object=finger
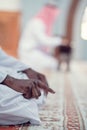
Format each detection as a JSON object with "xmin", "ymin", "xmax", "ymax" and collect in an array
[
  {"xmin": 23, "ymin": 93, "xmax": 29, "ymax": 99},
  {"xmin": 35, "ymin": 86, "xmax": 41, "ymax": 97},
  {"xmin": 33, "ymin": 80, "xmax": 41, "ymax": 97},
  {"xmin": 28, "ymin": 87, "xmax": 32, "ymax": 98},
  {"xmin": 23, "ymin": 92, "xmax": 32, "ymax": 99},
  {"xmin": 31, "ymin": 86, "xmax": 40, "ymax": 99},
  {"xmin": 23, "ymin": 87, "xmax": 32, "ymax": 99},
  {"xmin": 38, "ymin": 74, "xmax": 49, "ymax": 87},
  {"xmin": 38, "ymin": 81, "xmax": 55, "ymax": 94}
]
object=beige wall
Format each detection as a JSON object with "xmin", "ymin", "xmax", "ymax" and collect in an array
[{"xmin": 0, "ymin": 0, "xmax": 21, "ymax": 57}]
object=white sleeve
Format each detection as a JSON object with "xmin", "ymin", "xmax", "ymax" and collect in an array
[
  {"xmin": 0, "ymin": 70, "xmax": 7, "ymax": 83},
  {"xmin": 0, "ymin": 49, "xmax": 29, "ymax": 71},
  {"xmin": 33, "ymin": 20, "xmax": 62, "ymax": 47}
]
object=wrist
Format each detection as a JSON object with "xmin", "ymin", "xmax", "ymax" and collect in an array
[
  {"xmin": 2, "ymin": 75, "xmax": 15, "ymax": 87},
  {"xmin": 22, "ymin": 68, "xmax": 31, "ymax": 73}
]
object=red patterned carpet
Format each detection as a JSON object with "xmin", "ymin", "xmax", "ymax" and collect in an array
[
  {"xmin": 0, "ymin": 61, "xmax": 87, "ymax": 130},
  {"xmin": 0, "ymin": 126, "xmax": 22, "ymax": 130}
]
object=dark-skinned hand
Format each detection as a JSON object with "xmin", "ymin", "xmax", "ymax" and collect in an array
[
  {"xmin": 22, "ymin": 68, "xmax": 50, "ymax": 95},
  {"xmin": 2, "ymin": 75, "xmax": 55, "ymax": 99}
]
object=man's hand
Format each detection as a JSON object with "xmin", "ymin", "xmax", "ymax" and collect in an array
[
  {"xmin": 2, "ymin": 75, "xmax": 55, "ymax": 99},
  {"xmin": 22, "ymin": 68, "xmax": 49, "ymax": 86},
  {"xmin": 22, "ymin": 68, "xmax": 51, "ymax": 95}
]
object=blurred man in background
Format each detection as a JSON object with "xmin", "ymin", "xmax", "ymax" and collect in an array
[{"xmin": 18, "ymin": 2, "xmax": 62, "ymax": 72}]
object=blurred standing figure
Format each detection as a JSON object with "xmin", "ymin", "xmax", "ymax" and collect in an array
[
  {"xmin": 18, "ymin": 2, "xmax": 62, "ymax": 72},
  {"xmin": 54, "ymin": 37, "xmax": 72, "ymax": 71}
]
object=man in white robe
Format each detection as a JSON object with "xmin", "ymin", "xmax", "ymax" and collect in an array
[
  {"xmin": 0, "ymin": 48, "xmax": 55, "ymax": 125},
  {"xmin": 18, "ymin": 4, "xmax": 62, "ymax": 71}
]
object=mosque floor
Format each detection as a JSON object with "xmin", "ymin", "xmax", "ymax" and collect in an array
[{"xmin": 0, "ymin": 61, "xmax": 87, "ymax": 130}]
